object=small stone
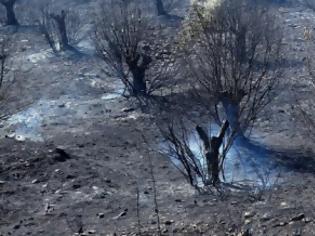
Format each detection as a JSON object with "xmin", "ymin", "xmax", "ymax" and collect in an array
[
  {"xmin": 88, "ymin": 230, "xmax": 96, "ymax": 234},
  {"xmin": 31, "ymin": 179, "xmax": 39, "ymax": 184},
  {"xmin": 54, "ymin": 148, "xmax": 71, "ymax": 162},
  {"xmin": 13, "ymin": 224, "xmax": 20, "ymax": 230},
  {"xmin": 97, "ymin": 213, "xmax": 105, "ymax": 219},
  {"xmin": 72, "ymin": 184, "xmax": 81, "ymax": 189},
  {"xmin": 244, "ymin": 219, "xmax": 251, "ymax": 225},
  {"xmin": 6, "ymin": 133, "xmax": 16, "ymax": 139},
  {"xmin": 165, "ymin": 220, "xmax": 174, "ymax": 225},
  {"xmin": 15, "ymin": 135, "xmax": 26, "ymax": 142},
  {"xmin": 113, "ymin": 209, "xmax": 128, "ymax": 220},
  {"xmin": 121, "ymin": 107, "xmax": 135, "ymax": 113},
  {"xmin": 261, "ymin": 213, "xmax": 271, "ymax": 221},
  {"xmin": 244, "ymin": 211, "xmax": 255, "ymax": 219}
]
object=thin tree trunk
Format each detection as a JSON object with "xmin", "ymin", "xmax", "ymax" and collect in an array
[
  {"xmin": 128, "ymin": 53, "xmax": 151, "ymax": 96},
  {"xmin": 0, "ymin": 55, "xmax": 5, "ymax": 88},
  {"xmin": 196, "ymin": 120, "xmax": 229, "ymax": 186},
  {"xmin": 131, "ymin": 69, "xmax": 147, "ymax": 96}
]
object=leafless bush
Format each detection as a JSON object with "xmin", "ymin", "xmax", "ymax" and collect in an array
[
  {"xmin": 94, "ymin": 0, "xmax": 175, "ymax": 99},
  {"xmin": 177, "ymin": 0, "xmax": 282, "ymax": 139},
  {"xmin": 159, "ymin": 116, "xmax": 231, "ymax": 190}
]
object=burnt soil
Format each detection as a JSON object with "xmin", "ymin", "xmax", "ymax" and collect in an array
[{"xmin": 1, "ymin": 2, "xmax": 315, "ymax": 236}]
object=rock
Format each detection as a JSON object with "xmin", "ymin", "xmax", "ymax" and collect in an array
[
  {"xmin": 6, "ymin": 132, "xmax": 16, "ymax": 139},
  {"xmin": 31, "ymin": 179, "xmax": 39, "ymax": 184},
  {"xmin": 54, "ymin": 148, "xmax": 71, "ymax": 162},
  {"xmin": 15, "ymin": 135, "xmax": 26, "ymax": 142},
  {"xmin": 165, "ymin": 220, "xmax": 174, "ymax": 226},
  {"xmin": 291, "ymin": 213, "xmax": 305, "ymax": 222},
  {"xmin": 88, "ymin": 230, "xmax": 96, "ymax": 234},
  {"xmin": 113, "ymin": 209, "xmax": 128, "ymax": 220},
  {"xmin": 97, "ymin": 213, "xmax": 105, "ymax": 219},
  {"xmin": 261, "ymin": 213, "xmax": 271, "ymax": 222},
  {"xmin": 72, "ymin": 184, "xmax": 81, "ymax": 189},
  {"xmin": 244, "ymin": 211, "xmax": 255, "ymax": 219},
  {"xmin": 105, "ymin": 178, "xmax": 111, "ymax": 184},
  {"xmin": 121, "ymin": 107, "xmax": 135, "ymax": 113},
  {"xmin": 244, "ymin": 219, "xmax": 251, "ymax": 225},
  {"xmin": 13, "ymin": 224, "xmax": 20, "ymax": 230}
]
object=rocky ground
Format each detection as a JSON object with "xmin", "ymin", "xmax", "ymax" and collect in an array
[{"xmin": 1, "ymin": 1, "xmax": 315, "ymax": 236}]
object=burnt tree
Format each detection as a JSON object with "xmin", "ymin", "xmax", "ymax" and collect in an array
[
  {"xmin": 179, "ymin": 0, "xmax": 282, "ymax": 138},
  {"xmin": 94, "ymin": 0, "xmax": 170, "ymax": 98},
  {"xmin": 0, "ymin": 0, "xmax": 19, "ymax": 26},
  {"xmin": 50, "ymin": 10, "xmax": 70, "ymax": 51}
]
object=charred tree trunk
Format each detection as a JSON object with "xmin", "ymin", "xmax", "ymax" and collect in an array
[
  {"xmin": 127, "ymin": 53, "xmax": 152, "ymax": 96},
  {"xmin": 50, "ymin": 10, "xmax": 69, "ymax": 51},
  {"xmin": 0, "ymin": 54, "xmax": 6, "ymax": 88},
  {"xmin": 0, "ymin": 0, "xmax": 19, "ymax": 26},
  {"xmin": 196, "ymin": 120, "xmax": 229, "ymax": 186},
  {"xmin": 131, "ymin": 70, "xmax": 147, "ymax": 96},
  {"xmin": 155, "ymin": 0, "xmax": 167, "ymax": 16}
]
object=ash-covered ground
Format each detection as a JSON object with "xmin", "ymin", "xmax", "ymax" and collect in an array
[{"xmin": 1, "ymin": 1, "xmax": 315, "ymax": 236}]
